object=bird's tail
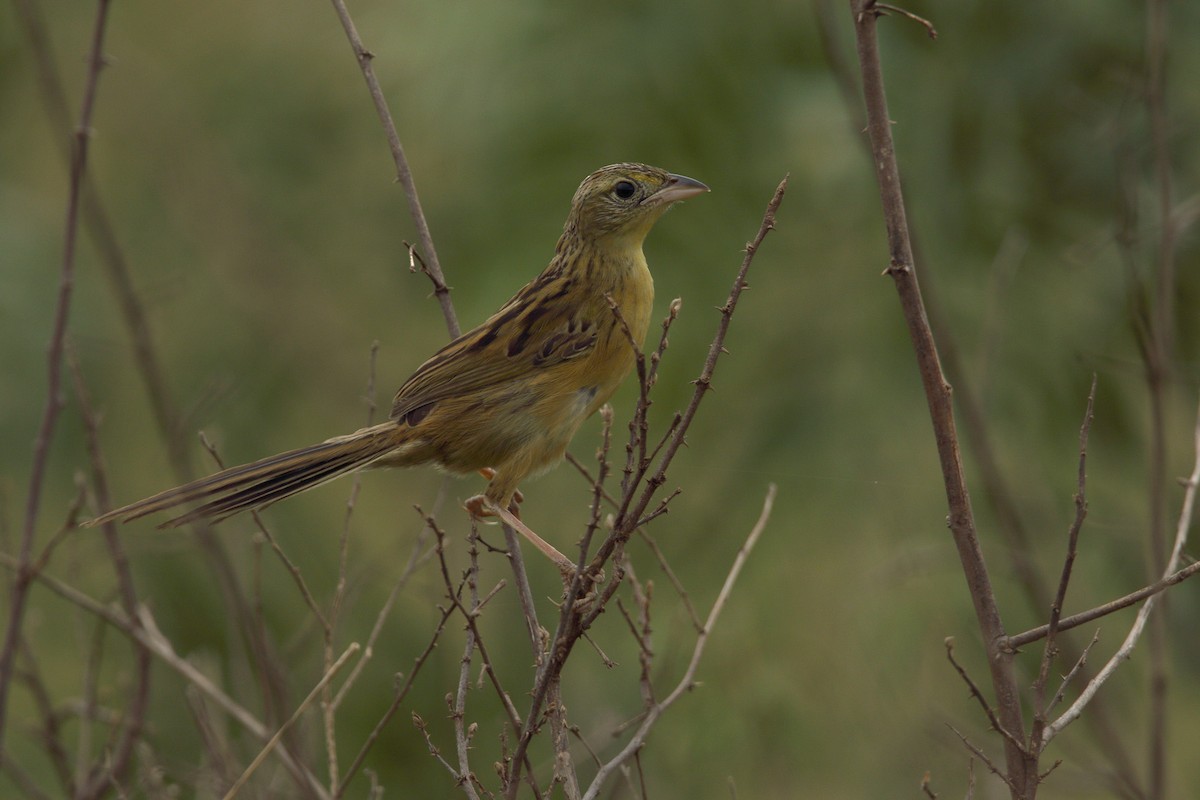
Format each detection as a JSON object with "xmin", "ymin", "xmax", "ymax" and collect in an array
[{"xmin": 86, "ymin": 422, "xmax": 405, "ymax": 529}]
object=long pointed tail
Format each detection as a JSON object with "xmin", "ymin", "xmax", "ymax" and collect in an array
[{"xmin": 87, "ymin": 422, "xmax": 405, "ymax": 529}]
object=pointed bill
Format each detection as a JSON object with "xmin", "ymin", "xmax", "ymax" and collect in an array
[{"xmin": 647, "ymin": 173, "xmax": 710, "ymax": 206}]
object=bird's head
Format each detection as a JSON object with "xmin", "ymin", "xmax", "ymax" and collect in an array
[{"xmin": 565, "ymin": 163, "xmax": 709, "ymax": 245}]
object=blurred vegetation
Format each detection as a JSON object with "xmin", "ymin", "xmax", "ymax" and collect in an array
[{"xmin": 2, "ymin": 0, "xmax": 1198, "ymax": 797}]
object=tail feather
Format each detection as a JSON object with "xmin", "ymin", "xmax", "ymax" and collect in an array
[
  {"xmin": 162, "ymin": 443, "xmax": 388, "ymax": 528},
  {"xmin": 86, "ymin": 423, "xmax": 404, "ymax": 528}
]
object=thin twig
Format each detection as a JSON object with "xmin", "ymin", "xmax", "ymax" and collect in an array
[
  {"xmin": 15, "ymin": 642, "xmax": 72, "ymax": 792},
  {"xmin": 945, "ymin": 725, "xmax": 1015, "ymax": 794},
  {"xmin": 199, "ymin": 432, "xmax": 329, "ymax": 630},
  {"xmin": 564, "ymin": 452, "xmax": 702, "ymax": 632},
  {"xmin": 337, "ymin": 602, "xmax": 456, "ymax": 797},
  {"xmin": 873, "ymin": 3, "xmax": 937, "ymax": 39},
  {"xmin": 1031, "ymin": 377, "xmax": 1096, "ymax": 751},
  {"xmin": 943, "ymin": 639, "xmax": 1025, "ymax": 755},
  {"xmin": 67, "ymin": 346, "xmax": 153, "ymax": 799},
  {"xmin": 332, "ymin": 497, "xmax": 440, "ymax": 711},
  {"xmin": 1044, "ymin": 396, "xmax": 1200, "ymax": 746},
  {"xmin": 451, "ymin": 525, "xmax": 484, "ymax": 800},
  {"xmin": 1006, "ymin": 553, "xmax": 1200, "ymax": 651},
  {"xmin": 0, "ymin": 0, "xmax": 113, "ymax": 756},
  {"xmin": 327, "ymin": 0, "xmax": 458, "ymax": 338},
  {"xmin": 1048, "ymin": 630, "xmax": 1101, "ymax": 719},
  {"xmin": 0, "ymin": 557, "xmax": 328, "ymax": 797},
  {"xmin": 322, "ymin": 342, "xmax": 380, "ymax": 792},
  {"xmin": 224, "ymin": 643, "xmax": 361, "ymax": 800},
  {"xmin": 579, "ymin": 484, "xmax": 775, "ymax": 800}
]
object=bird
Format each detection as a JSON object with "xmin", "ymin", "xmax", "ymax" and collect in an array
[{"xmin": 86, "ymin": 163, "xmax": 708, "ymax": 571}]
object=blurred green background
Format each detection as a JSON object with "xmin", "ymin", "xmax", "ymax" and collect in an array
[{"xmin": 3, "ymin": 0, "xmax": 1199, "ymax": 797}]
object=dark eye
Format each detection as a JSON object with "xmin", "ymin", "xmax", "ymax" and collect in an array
[{"xmin": 613, "ymin": 180, "xmax": 637, "ymax": 200}]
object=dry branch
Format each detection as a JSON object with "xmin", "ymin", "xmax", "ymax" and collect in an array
[
  {"xmin": 580, "ymin": 484, "xmax": 776, "ymax": 800},
  {"xmin": 0, "ymin": 0, "xmax": 114, "ymax": 759},
  {"xmin": 1043, "ymin": 397, "xmax": 1200, "ymax": 746},
  {"xmin": 848, "ymin": 1, "xmax": 1030, "ymax": 792}
]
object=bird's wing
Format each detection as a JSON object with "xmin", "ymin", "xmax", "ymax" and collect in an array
[{"xmin": 390, "ymin": 269, "xmax": 600, "ymax": 422}]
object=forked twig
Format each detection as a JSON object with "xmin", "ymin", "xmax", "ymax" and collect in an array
[
  {"xmin": 870, "ymin": 3, "xmax": 938, "ymax": 39},
  {"xmin": 579, "ymin": 484, "xmax": 776, "ymax": 800},
  {"xmin": 945, "ymin": 725, "xmax": 1015, "ymax": 794},
  {"xmin": 1044, "ymin": 397, "xmax": 1200, "ymax": 746},
  {"xmin": 943, "ymin": 639, "xmax": 1025, "ymax": 755}
]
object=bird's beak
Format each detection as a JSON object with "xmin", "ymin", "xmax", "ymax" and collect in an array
[{"xmin": 648, "ymin": 173, "xmax": 710, "ymax": 206}]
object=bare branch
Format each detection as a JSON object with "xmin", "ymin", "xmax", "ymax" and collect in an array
[
  {"xmin": 0, "ymin": 556, "xmax": 328, "ymax": 797},
  {"xmin": 0, "ymin": 0, "xmax": 114, "ymax": 754},
  {"xmin": 943, "ymin": 639, "xmax": 1025, "ymax": 755},
  {"xmin": 332, "ymin": 501, "xmax": 439, "ymax": 710},
  {"xmin": 327, "ymin": 0, "xmax": 458, "ymax": 337},
  {"xmin": 1048, "ymin": 630, "xmax": 1101, "ymax": 719},
  {"xmin": 1031, "ymin": 377, "xmax": 1096, "ymax": 750},
  {"xmin": 580, "ymin": 484, "xmax": 775, "ymax": 800},
  {"xmin": 224, "ymin": 643, "xmax": 361, "ymax": 800},
  {"xmin": 872, "ymin": 3, "xmax": 937, "ymax": 38},
  {"xmin": 67, "ymin": 345, "xmax": 153, "ymax": 799},
  {"xmin": 337, "ymin": 603, "xmax": 456, "ymax": 796},
  {"xmin": 1044, "ymin": 396, "xmax": 1200, "ymax": 746},
  {"xmin": 945, "ymin": 725, "xmax": 1015, "ymax": 794},
  {"xmin": 849, "ymin": 1, "xmax": 1030, "ymax": 788}
]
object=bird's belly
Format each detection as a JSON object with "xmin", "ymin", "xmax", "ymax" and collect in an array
[{"xmin": 419, "ymin": 382, "xmax": 599, "ymax": 477}]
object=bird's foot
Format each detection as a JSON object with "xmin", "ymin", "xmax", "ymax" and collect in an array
[
  {"xmin": 477, "ymin": 468, "xmax": 524, "ymax": 505},
  {"xmin": 464, "ymin": 494, "xmax": 576, "ymax": 583}
]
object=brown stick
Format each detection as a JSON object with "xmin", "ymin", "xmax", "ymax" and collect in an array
[
  {"xmin": 0, "ymin": 0, "xmax": 113, "ymax": 760},
  {"xmin": 1030, "ymin": 378, "xmax": 1096, "ymax": 752},
  {"xmin": 848, "ymin": 2, "xmax": 1030, "ymax": 793},
  {"xmin": 327, "ymin": 0, "xmax": 459, "ymax": 338}
]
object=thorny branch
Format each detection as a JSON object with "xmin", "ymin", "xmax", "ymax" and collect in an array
[
  {"xmin": 327, "ymin": 0, "xmax": 459, "ymax": 338},
  {"xmin": 850, "ymin": 4, "xmax": 1030, "ymax": 793}
]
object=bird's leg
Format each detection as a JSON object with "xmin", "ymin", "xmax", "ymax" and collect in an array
[
  {"xmin": 464, "ymin": 493, "xmax": 575, "ymax": 578},
  {"xmin": 477, "ymin": 468, "xmax": 523, "ymax": 505}
]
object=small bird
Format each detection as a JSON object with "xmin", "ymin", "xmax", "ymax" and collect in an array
[{"xmin": 88, "ymin": 163, "xmax": 708, "ymax": 569}]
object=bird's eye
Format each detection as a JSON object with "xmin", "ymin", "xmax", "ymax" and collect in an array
[{"xmin": 613, "ymin": 180, "xmax": 637, "ymax": 200}]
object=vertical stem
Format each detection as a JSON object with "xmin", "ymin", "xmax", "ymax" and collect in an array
[
  {"xmin": 1144, "ymin": 1, "xmax": 1174, "ymax": 794},
  {"xmin": 0, "ymin": 0, "xmax": 113, "ymax": 759},
  {"xmin": 849, "ymin": 2, "xmax": 1031, "ymax": 794}
]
